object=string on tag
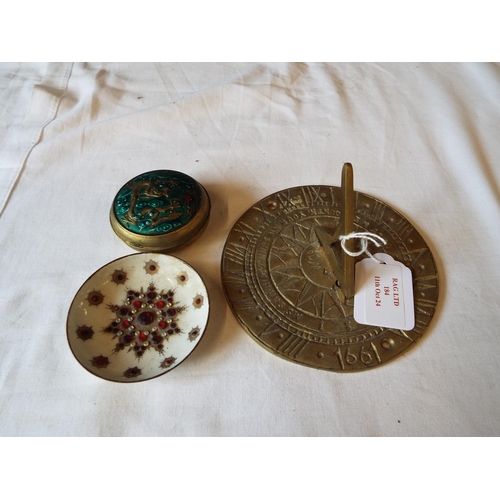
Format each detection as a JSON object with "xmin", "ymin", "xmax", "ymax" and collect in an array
[{"xmin": 339, "ymin": 232, "xmax": 387, "ymax": 264}]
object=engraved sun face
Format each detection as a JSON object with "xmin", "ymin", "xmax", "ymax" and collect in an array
[
  {"xmin": 268, "ymin": 216, "xmax": 350, "ymax": 325},
  {"xmin": 300, "ymin": 243, "xmax": 337, "ymax": 287}
]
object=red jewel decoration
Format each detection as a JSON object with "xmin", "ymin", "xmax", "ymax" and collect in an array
[
  {"xmin": 149, "ymin": 265, "xmax": 156, "ymax": 271},
  {"xmin": 184, "ymin": 195, "xmax": 193, "ymax": 202},
  {"xmin": 92, "ymin": 355, "xmax": 110, "ymax": 368},
  {"xmin": 137, "ymin": 311, "xmax": 154, "ymax": 325},
  {"xmin": 179, "ymin": 275, "xmax": 186, "ymax": 282},
  {"xmin": 195, "ymin": 298, "xmax": 201, "ymax": 304},
  {"xmin": 103, "ymin": 284, "xmax": 185, "ymax": 359}
]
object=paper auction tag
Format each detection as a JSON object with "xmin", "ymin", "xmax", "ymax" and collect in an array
[{"xmin": 354, "ymin": 253, "xmax": 414, "ymax": 330}]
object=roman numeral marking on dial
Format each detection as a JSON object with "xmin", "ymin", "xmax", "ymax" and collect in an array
[
  {"xmin": 231, "ymin": 295, "xmax": 257, "ymax": 311},
  {"xmin": 414, "ymin": 297, "xmax": 436, "ymax": 316},
  {"xmin": 392, "ymin": 329, "xmax": 412, "ymax": 341},
  {"xmin": 258, "ymin": 323, "xmax": 284, "ymax": 338},
  {"xmin": 414, "ymin": 297, "xmax": 437, "ymax": 307},
  {"xmin": 409, "ymin": 247, "xmax": 428, "ymax": 266},
  {"xmin": 224, "ymin": 241, "xmax": 247, "ymax": 266},
  {"xmin": 371, "ymin": 200, "xmax": 386, "ymax": 221},
  {"xmin": 394, "ymin": 219, "xmax": 415, "ymax": 240},
  {"xmin": 233, "ymin": 220, "xmax": 258, "ymax": 242},
  {"xmin": 414, "ymin": 318, "xmax": 429, "ymax": 332},
  {"xmin": 222, "ymin": 269, "xmax": 247, "ymax": 285},
  {"xmin": 276, "ymin": 190, "xmax": 300, "ymax": 209},
  {"xmin": 414, "ymin": 274, "xmax": 438, "ymax": 290},
  {"xmin": 277, "ymin": 335, "xmax": 309, "ymax": 358},
  {"xmin": 253, "ymin": 204, "xmax": 275, "ymax": 224},
  {"xmin": 304, "ymin": 186, "xmax": 324, "ymax": 205}
]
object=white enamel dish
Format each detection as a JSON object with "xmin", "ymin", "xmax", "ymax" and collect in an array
[{"xmin": 67, "ymin": 253, "xmax": 209, "ymax": 382}]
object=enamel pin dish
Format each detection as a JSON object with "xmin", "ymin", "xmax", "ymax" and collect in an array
[{"xmin": 67, "ymin": 253, "xmax": 209, "ymax": 382}]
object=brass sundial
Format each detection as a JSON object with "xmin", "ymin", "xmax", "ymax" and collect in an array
[{"xmin": 221, "ymin": 164, "xmax": 439, "ymax": 371}]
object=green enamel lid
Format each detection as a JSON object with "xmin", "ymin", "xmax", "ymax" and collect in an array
[{"xmin": 110, "ymin": 170, "xmax": 210, "ymax": 252}]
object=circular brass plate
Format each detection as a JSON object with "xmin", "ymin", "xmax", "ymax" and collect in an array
[{"xmin": 221, "ymin": 185, "xmax": 438, "ymax": 372}]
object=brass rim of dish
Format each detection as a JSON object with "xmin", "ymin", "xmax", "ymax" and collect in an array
[{"xmin": 110, "ymin": 185, "xmax": 210, "ymax": 252}]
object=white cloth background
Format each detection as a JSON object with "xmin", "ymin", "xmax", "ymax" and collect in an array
[{"xmin": 1, "ymin": 62, "xmax": 499, "ymax": 436}]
